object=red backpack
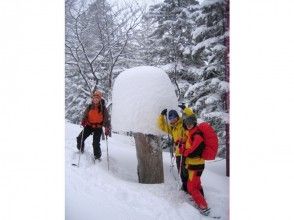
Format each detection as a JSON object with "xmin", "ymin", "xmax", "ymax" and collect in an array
[{"xmin": 196, "ymin": 122, "xmax": 219, "ymax": 160}]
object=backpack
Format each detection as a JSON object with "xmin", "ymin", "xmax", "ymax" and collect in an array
[{"xmin": 194, "ymin": 122, "xmax": 218, "ymax": 160}]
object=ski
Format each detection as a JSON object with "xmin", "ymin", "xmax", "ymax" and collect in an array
[
  {"xmin": 72, "ymin": 151, "xmax": 82, "ymax": 167},
  {"xmin": 196, "ymin": 207, "xmax": 221, "ymax": 219},
  {"xmin": 201, "ymin": 213, "xmax": 221, "ymax": 219},
  {"xmin": 186, "ymin": 200, "xmax": 221, "ymax": 219},
  {"xmin": 170, "ymin": 164, "xmax": 178, "ymax": 181},
  {"xmin": 202, "ymin": 214, "xmax": 221, "ymax": 219}
]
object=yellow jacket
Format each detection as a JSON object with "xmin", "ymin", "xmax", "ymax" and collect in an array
[{"xmin": 157, "ymin": 108, "xmax": 194, "ymax": 156}]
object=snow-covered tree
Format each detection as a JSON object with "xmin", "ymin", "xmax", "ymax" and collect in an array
[
  {"xmin": 65, "ymin": 0, "xmax": 143, "ymax": 123},
  {"xmin": 184, "ymin": 0, "xmax": 229, "ymax": 155},
  {"xmin": 146, "ymin": 0, "xmax": 229, "ymax": 157},
  {"xmin": 65, "ymin": 0, "xmax": 229, "ymax": 158},
  {"xmin": 65, "ymin": 0, "xmax": 91, "ymax": 123},
  {"xmin": 147, "ymin": 0, "xmax": 201, "ymax": 99}
]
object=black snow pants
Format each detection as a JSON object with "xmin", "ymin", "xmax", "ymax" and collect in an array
[
  {"xmin": 176, "ymin": 156, "xmax": 188, "ymax": 192},
  {"xmin": 76, "ymin": 125, "xmax": 103, "ymax": 159}
]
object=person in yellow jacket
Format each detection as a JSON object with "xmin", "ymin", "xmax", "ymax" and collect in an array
[{"xmin": 157, "ymin": 105, "xmax": 194, "ymax": 192}]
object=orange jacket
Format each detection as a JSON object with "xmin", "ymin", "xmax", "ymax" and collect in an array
[{"xmin": 81, "ymin": 99, "xmax": 110, "ymax": 128}]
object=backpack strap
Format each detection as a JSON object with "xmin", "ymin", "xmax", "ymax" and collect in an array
[
  {"xmin": 100, "ymin": 99, "xmax": 110, "ymax": 128},
  {"xmin": 188, "ymin": 141, "xmax": 205, "ymax": 158},
  {"xmin": 188, "ymin": 130, "xmax": 205, "ymax": 158}
]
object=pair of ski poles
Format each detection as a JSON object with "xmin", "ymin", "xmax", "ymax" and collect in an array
[
  {"xmin": 165, "ymin": 115, "xmax": 183, "ymax": 188},
  {"xmin": 72, "ymin": 128, "xmax": 109, "ymax": 171}
]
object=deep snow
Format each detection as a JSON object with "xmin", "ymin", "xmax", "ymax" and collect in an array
[{"xmin": 65, "ymin": 122, "xmax": 229, "ymax": 220}]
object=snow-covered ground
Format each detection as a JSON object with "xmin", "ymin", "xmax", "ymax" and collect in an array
[{"xmin": 65, "ymin": 122, "xmax": 229, "ymax": 220}]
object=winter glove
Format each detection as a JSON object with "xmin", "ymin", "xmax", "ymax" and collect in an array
[
  {"xmin": 175, "ymin": 139, "xmax": 183, "ymax": 146},
  {"xmin": 178, "ymin": 143, "xmax": 185, "ymax": 155},
  {"xmin": 104, "ymin": 127, "xmax": 111, "ymax": 136},
  {"xmin": 178, "ymin": 103, "xmax": 186, "ymax": 110},
  {"xmin": 81, "ymin": 119, "xmax": 87, "ymax": 127},
  {"xmin": 161, "ymin": 109, "xmax": 167, "ymax": 116}
]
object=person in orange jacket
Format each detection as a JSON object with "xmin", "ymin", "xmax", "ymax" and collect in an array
[
  {"xmin": 179, "ymin": 113, "xmax": 210, "ymax": 216},
  {"xmin": 76, "ymin": 90, "xmax": 111, "ymax": 160}
]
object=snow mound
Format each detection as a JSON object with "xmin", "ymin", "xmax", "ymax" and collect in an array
[{"xmin": 112, "ymin": 66, "xmax": 178, "ymax": 135}]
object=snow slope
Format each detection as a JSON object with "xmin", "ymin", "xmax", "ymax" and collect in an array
[{"xmin": 65, "ymin": 122, "xmax": 229, "ymax": 220}]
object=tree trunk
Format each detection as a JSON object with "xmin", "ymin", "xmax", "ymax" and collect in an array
[
  {"xmin": 133, "ymin": 133, "xmax": 164, "ymax": 184},
  {"xmin": 225, "ymin": 0, "xmax": 230, "ymax": 177},
  {"xmin": 226, "ymin": 122, "xmax": 230, "ymax": 177}
]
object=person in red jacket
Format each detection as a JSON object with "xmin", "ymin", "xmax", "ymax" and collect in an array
[
  {"xmin": 179, "ymin": 113, "xmax": 210, "ymax": 216},
  {"xmin": 76, "ymin": 90, "xmax": 111, "ymax": 160}
]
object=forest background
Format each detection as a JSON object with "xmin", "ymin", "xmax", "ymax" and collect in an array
[
  {"xmin": 65, "ymin": 0, "xmax": 229, "ymax": 159},
  {"xmin": 1, "ymin": 0, "xmax": 294, "ymax": 220}
]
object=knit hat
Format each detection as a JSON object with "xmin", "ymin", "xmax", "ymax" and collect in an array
[
  {"xmin": 92, "ymin": 90, "xmax": 102, "ymax": 98},
  {"xmin": 168, "ymin": 110, "xmax": 179, "ymax": 121},
  {"xmin": 183, "ymin": 114, "xmax": 197, "ymax": 127}
]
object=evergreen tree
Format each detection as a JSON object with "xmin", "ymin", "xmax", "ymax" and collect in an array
[
  {"xmin": 147, "ymin": 0, "xmax": 201, "ymax": 98},
  {"xmin": 146, "ymin": 0, "xmax": 229, "ymax": 157},
  {"xmin": 65, "ymin": 0, "xmax": 92, "ymax": 123},
  {"xmin": 65, "ymin": 0, "xmax": 143, "ymax": 123},
  {"xmin": 184, "ymin": 0, "xmax": 229, "ymax": 155}
]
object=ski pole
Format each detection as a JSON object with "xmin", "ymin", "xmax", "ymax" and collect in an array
[
  {"xmin": 178, "ymin": 139, "xmax": 184, "ymax": 178},
  {"xmin": 165, "ymin": 114, "xmax": 174, "ymax": 167},
  {"xmin": 178, "ymin": 155, "xmax": 183, "ymax": 177},
  {"xmin": 165, "ymin": 114, "xmax": 180, "ymax": 182},
  {"xmin": 106, "ymin": 135, "xmax": 109, "ymax": 171},
  {"xmin": 178, "ymin": 155, "xmax": 183, "ymax": 189},
  {"xmin": 72, "ymin": 128, "xmax": 84, "ymax": 167}
]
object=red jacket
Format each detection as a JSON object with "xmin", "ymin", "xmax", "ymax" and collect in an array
[{"xmin": 184, "ymin": 126, "xmax": 205, "ymax": 158}]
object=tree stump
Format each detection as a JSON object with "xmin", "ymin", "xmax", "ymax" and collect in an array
[{"xmin": 133, "ymin": 132, "xmax": 164, "ymax": 184}]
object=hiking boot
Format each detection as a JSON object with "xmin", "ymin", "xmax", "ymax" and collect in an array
[
  {"xmin": 77, "ymin": 146, "xmax": 84, "ymax": 153},
  {"xmin": 76, "ymin": 149, "xmax": 84, "ymax": 154},
  {"xmin": 180, "ymin": 184, "xmax": 188, "ymax": 193}
]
